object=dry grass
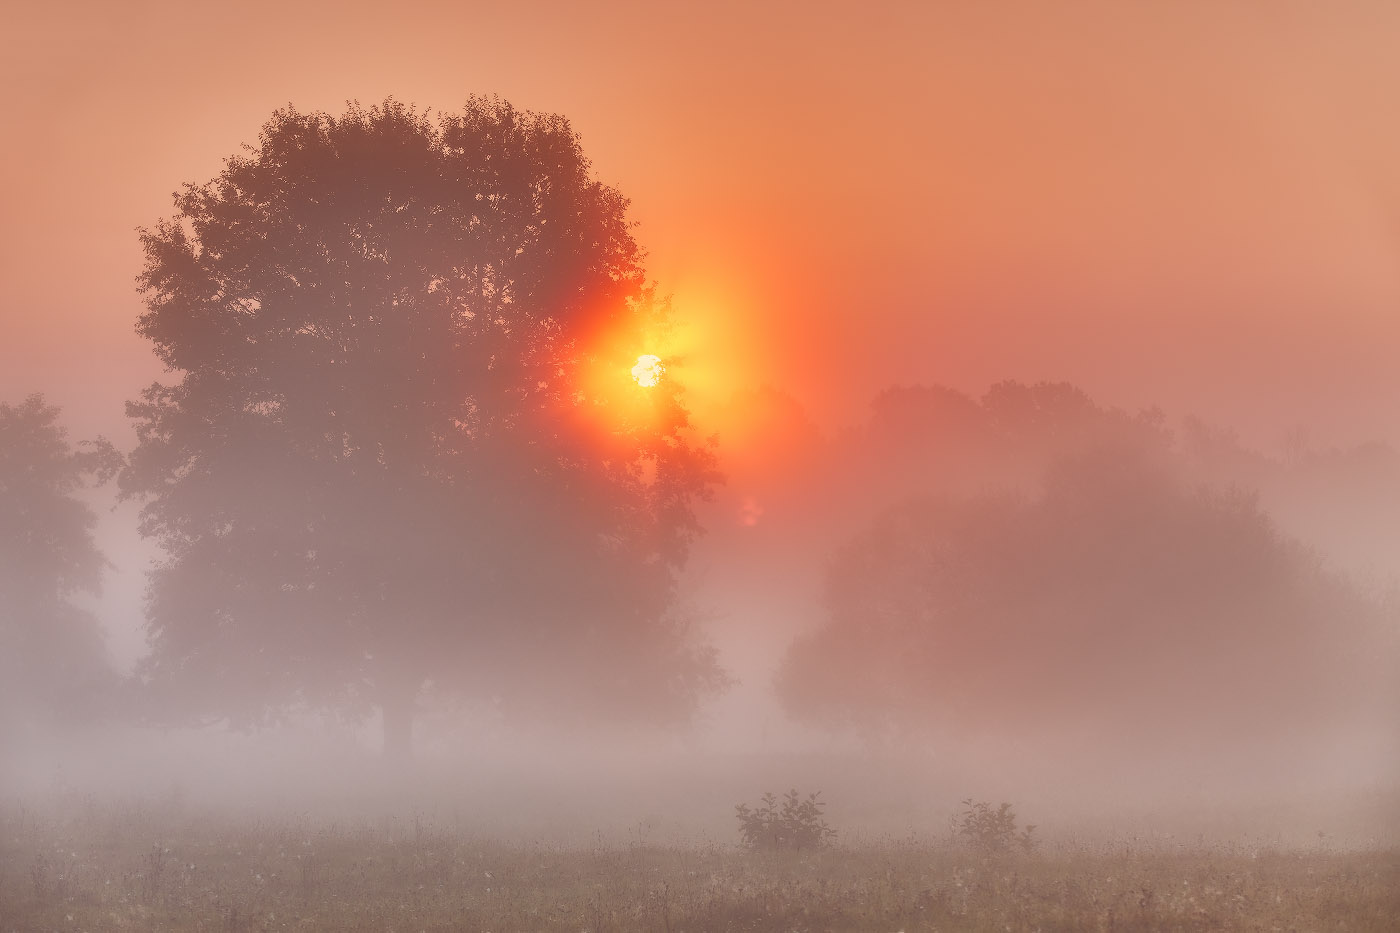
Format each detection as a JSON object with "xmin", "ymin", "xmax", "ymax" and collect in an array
[{"xmin": 1, "ymin": 800, "xmax": 1396, "ymax": 932}]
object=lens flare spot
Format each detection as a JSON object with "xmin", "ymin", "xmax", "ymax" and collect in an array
[{"xmin": 631, "ymin": 354, "xmax": 664, "ymax": 387}]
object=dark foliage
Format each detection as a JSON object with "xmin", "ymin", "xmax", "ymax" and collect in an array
[
  {"xmin": 954, "ymin": 799, "xmax": 1038, "ymax": 855},
  {"xmin": 735, "ymin": 789, "xmax": 837, "ymax": 851},
  {"xmin": 121, "ymin": 98, "xmax": 725, "ymax": 752}
]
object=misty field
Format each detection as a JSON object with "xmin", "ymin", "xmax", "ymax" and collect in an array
[{"xmin": 2, "ymin": 802, "xmax": 1396, "ymax": 932}]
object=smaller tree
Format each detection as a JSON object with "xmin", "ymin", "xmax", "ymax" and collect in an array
[
  {"xmin": 735, "ymin": 789, "xmax": 836, "ymax": 851},
  {"xmin": 777, "ymin": 444, "xmax": 1397, "ymax": 752},
  {"xmin": 954, "ymin": 799, "xmax": 1037, "ymax": 855},
  {"xmin": 0, "ymin": 396, "xmax": 121, "ymax": 738}
]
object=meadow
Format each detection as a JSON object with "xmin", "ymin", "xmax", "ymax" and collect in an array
[{"xmin": 2, "ymin": 799, "xmax": 1396, "ymax": 932}]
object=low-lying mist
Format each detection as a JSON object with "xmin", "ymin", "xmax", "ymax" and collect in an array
[{"xmin": 5, "ymin": 380, "xmax": 1397, "ymax": 854}]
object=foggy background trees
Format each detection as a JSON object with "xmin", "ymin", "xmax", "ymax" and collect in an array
[
  {"xmin": 0, "ymin": 396, "xmax": 121, "ymax": 744},
  {"xmin": 778, "ymin": 443, "xmax": 1395, "ymax": 749},
  {"xmin": 119, "ymin": 99, "xmax": 725, "ymax": 757},
  {"xmin": 713, "ymin": 380, "xmax": 1395, "ymax": 772}
]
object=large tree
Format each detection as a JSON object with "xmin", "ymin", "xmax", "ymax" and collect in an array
[
  {"xmin": 0, "ymin": 396, "xmax": 120, "ymax": 740},
  {"xmin": 122, "ymin": 99, "xmax": 725, "ymax": 756}
]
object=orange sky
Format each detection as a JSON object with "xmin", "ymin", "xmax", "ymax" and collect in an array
[{"xmin": 5, "ymin": 0, "xmax": 1400, "ymax": 450}]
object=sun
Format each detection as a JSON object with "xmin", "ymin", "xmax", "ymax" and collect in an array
[{"xmin": 631, "ymin": 354, "xmax": 665, "ymax": 387}]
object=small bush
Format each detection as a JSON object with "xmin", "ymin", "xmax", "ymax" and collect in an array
[
  {"xmin": 955, "ymin": 798, "xmax": 1037, "ymax": 855},
  {"xmin": 735, "ymin": 789, "xmax": 836, "ymax": 851}
]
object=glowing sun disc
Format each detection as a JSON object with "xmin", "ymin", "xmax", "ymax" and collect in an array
[{"xmin": 631, "ymin": 354, "xmax": 664, "ymax": 387}]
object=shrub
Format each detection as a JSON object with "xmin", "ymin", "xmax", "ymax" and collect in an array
[
  {"xmin": 955, "ymin": 798, "xmax": 1037, "ymax": 855},
  {"xmin": 735, "ymin": 789, "xmax": 836, "ymax": 851}
]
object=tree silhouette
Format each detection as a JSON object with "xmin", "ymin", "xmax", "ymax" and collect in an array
[
  {"xmin": 121, "ymin": 99, "xmax": 725, "ymax": 757},
  {"xmin": 778, "ymin": 443, "xmax": 1395, "ymax": 752},
  {"xmin": 0, "ymin": 396, "xmax": 121, "ymax": 740}
]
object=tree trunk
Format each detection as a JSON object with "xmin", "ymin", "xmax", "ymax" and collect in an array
[{"xmin": 380, "ymin": 678, "xmax": 420, "ymax": 761}]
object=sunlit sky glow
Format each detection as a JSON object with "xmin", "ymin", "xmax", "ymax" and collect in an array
[{"xmin": 4, "ymin": 1, "xmax": 1400, "ymax": 451}]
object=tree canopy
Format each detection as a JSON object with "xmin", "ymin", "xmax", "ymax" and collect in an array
[
  {"xmin": 121, "ymin": 99, "xmax": 725, "ymax": 755},
  {"xmin": 778, "ymin": 441, "xmax": 1396, "ymax": 752},
  {"xmin": 0, "ymin": 396, "xmax": 120, "ymax": 738}
]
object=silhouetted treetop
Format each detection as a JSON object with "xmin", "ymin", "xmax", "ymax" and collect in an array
[{"xmin": 1, "ymin": 396, "xmax": 120, "ymax": 600}]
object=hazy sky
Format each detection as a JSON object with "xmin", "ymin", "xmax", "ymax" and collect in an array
[{"xmin": 5, "ymin": 0, "xmax": 1400, "ymax": 451}]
